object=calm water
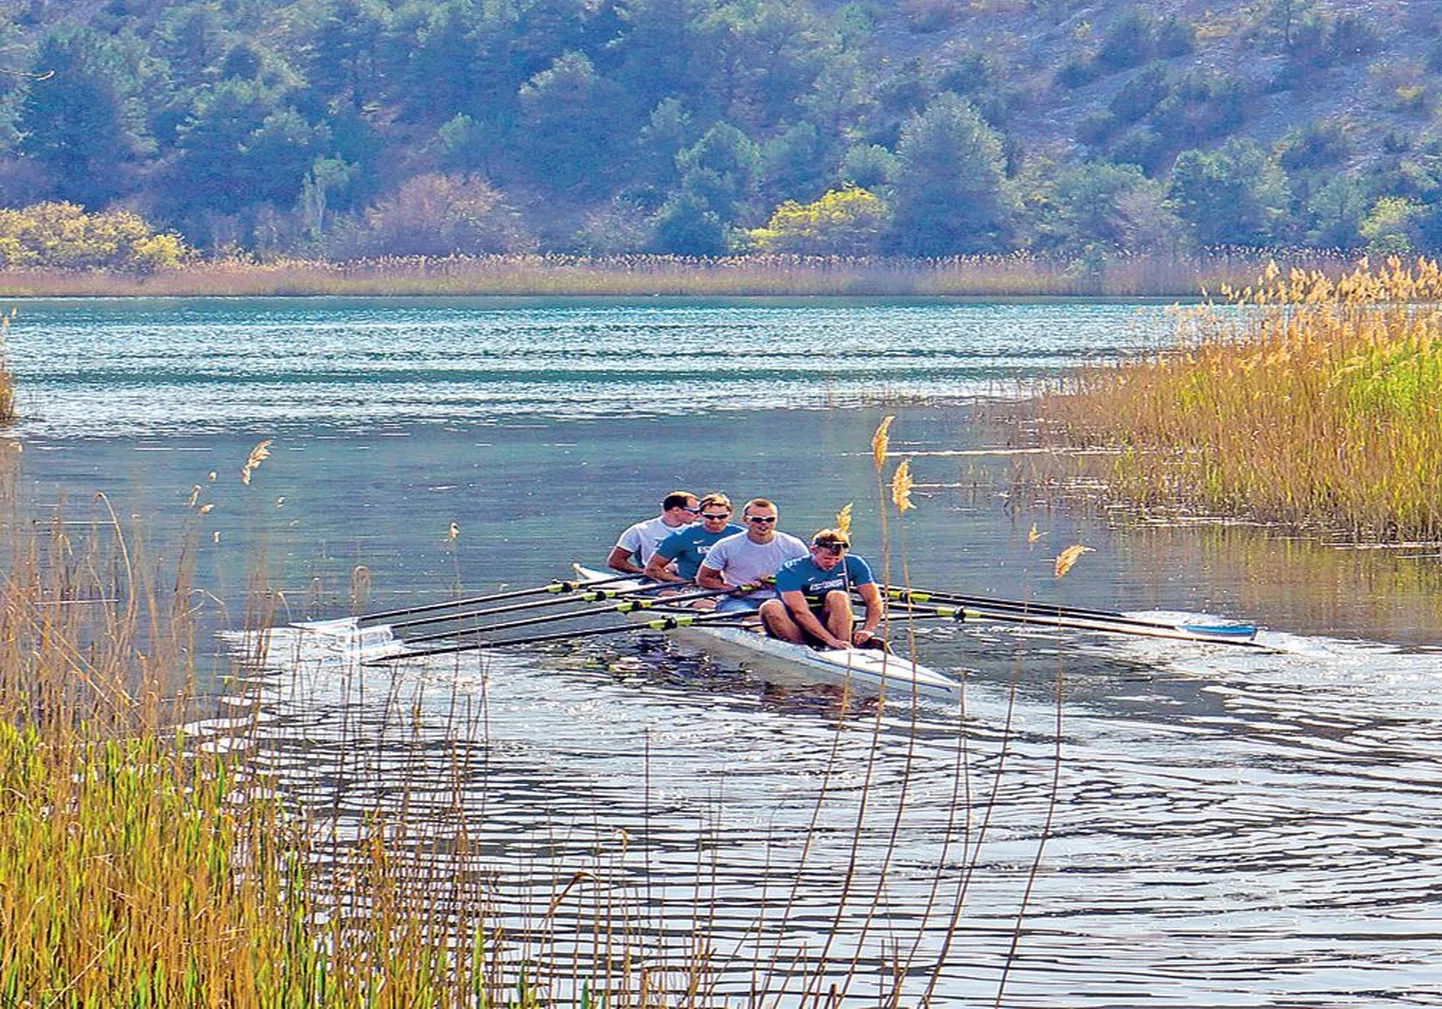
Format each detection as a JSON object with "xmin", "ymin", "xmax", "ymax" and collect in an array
[{"xmin": 9, "ymin": 298, "xmax": 1442, "ymax": 1006}]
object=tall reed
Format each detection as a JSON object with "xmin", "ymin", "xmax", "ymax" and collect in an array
[
  {"xmin": 0, "ymin": 460, "xmax": 515, "ymax": 1007},
  {"xmin": 0, "ymin": 308, "xmax": 13, "ymax": 424},
  {"xmin": 1040, "ymin": 257, "xmax": 1442, "ymax": 542}
]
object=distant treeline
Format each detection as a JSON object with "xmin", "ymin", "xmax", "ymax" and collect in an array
[{"xmin": 1, "ymin": 0, "xmax": 1440, "ymax": 263}]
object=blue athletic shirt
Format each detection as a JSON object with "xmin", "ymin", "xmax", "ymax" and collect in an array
[
  {"xmin": 773, "ymin": 554, "xmax": 875, "ymax": 602},
  {"xmin": 653, "ymin": 522, "xmax": 745, "ymax": 580}
]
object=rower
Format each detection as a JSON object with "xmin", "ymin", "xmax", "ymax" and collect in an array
[
  {"xmin": 696, "ymin": 498, "xmax": 808, "ymax": 613},
  {"xmin": 606, "ymin": 490, "xmax": 699, "ymax": 575},
  {"xmin": 759, "ymin": 528, "xmax": 885, "ymax": 651},
  {"xmin": 643, "ymin": 492, "xmax": 744, "ymax": 584}
]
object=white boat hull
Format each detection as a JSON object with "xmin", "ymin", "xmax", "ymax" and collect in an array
[{"xmin": 573, "ymin": 565, "xmax": 961, "ymax": 702}]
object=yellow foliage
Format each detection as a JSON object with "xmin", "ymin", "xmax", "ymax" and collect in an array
[
  {"xmin": 0, "ymin": 202, "xmax": 186, "ymax": 272},
  {"xmin": 747, "ymin": 186, "xmax": 887, "ymax": 256}
]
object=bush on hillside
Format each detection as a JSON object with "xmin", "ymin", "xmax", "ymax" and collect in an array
[
  {"xmin": 747, "ymin": 186, "xmax": 887, "ymax": 255},
  {"xmin": 0, "ymin": 202, "xmax": 186, "ymax": 272},
  {"xmin": 327, "ymin": 174, "xmax": 536, "ymax": 258}
]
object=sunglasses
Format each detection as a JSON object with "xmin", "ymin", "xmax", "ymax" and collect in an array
[
  {"xmin": 746, "ymin": 515, "xmax": 777, "ymax": 524},
  {"xmin": 815, "ymin": 543, "xmax": 846, "ymax": 555},
  {"xmin": 701, "ymin": 512, "xmax": 730, "ymax": 520},
  {"xmin": 677, "ymin": 505, "xmax": 700, "ymax": 513}
]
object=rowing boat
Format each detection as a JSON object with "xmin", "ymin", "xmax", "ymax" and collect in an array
[{"xmin": 572, "ymin": 565, "xmax": 963, "ymax": 702}]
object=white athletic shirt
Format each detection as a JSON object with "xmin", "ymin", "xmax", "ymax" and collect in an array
[
  {"xmin": 615, "ymin": 515, "xmax": 692, "ymax": 565},
  {"xmin": 699, "ymin": 530, "xmax": 808, "ymax": 593}
]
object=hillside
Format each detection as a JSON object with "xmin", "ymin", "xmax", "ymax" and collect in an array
[{"xmin": 0, "ymin": 0, "xmax": 1438, "ymax": 261}]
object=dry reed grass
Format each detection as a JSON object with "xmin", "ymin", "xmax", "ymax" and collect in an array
[
  {"xmin": 0, "ymin": 454, "xmax": 518, "ymax": 1007},
  {"xmin": 0, "ymin": 309, "xmax": 13, "ymax": 424},
  {"xmin": 0, "ymin": 249, "xmax": 1352, "ymax": 299},
  {"xmin": 1040, "ymin": 256, "xmax": 1442, "ymax": 542}
]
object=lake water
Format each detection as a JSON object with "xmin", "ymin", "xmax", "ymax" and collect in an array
[{"xmin": 8, "ymin": 298, "xmax": 1442, "ymax": 1006}]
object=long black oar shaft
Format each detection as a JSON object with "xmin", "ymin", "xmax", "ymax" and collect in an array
[
  {"xmin": 356, "ymin": 573, "xmax": 635, "ymax": 624},
  {"xmin": 398, "ymin": 587, "xmax": 731, "ymax": 646},
  {"xmin": 387, "ymin": 581, "xmax": 661, "ymax": 632},
  {"xmin": 371, "ymin": 611, "xmax": 746, "ymax": 662},
  {"xmin": 900, "ymin": 602, "xmax": 1266, "ymax": 648}
]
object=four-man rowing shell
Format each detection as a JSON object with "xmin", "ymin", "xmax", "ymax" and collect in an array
[{"xmin": 572, "ymin": 565, "xmax": 964, "ymax": 702}]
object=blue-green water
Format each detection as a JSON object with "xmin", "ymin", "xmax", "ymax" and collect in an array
[{"xmin": 8, "ymin": 298, "xmax": 1442, "ymax": 1006}]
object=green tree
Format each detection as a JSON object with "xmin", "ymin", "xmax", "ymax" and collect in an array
[
  {"xmin": 306, "ymin": 0, "xmax": 391, "ymax": 109},
  {"xmin": 1033, "ymin": 161, "xmax": 1183, "ymax": 256},
  {"xmin": 1360, "ymin": 196, "xmax": 1424, "ymax": 255},
  {"xmin": 649, "ymin": 189, "xmax": 726, "ymax": 255},
  {"xmin": 1167, "ymin": 139, "xmax": 1290, "ymax": 246},
  {"xmin": 517, "ymin": 51, "xmax": 623, "ymax": 192},
  {"xmin": 1302, "ymin": 173, "xmax": 1368, "ymax": 248},
  {"xmin": 16, "ymin": 26, "xmax": 152, "ymax": 207},
  {"xmin": 886, "ymin": 92, "xmax": 1013, "ymax": 255},
  {"xmin": 675, "ymin": 121, "xmax": 759, "ymax": 220}
]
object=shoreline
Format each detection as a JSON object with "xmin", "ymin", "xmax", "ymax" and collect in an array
[{"xmin": 0, "ymin": 250, "xmax": 1354, "ymax": 300}]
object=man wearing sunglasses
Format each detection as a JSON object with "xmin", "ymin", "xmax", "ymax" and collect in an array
[
  {"xmin": 696, "ymin": 498, "xmax": 808, "ymax": 613},
  {"xmin": 759, "ymin": 529, "xmax": 885, "ymax": 651},
  {"xmin": 606, "ymin": 489, "xmax": 700, "ymax": 575},
  {"xmin": 643, "ymin": 492, "xmax": 745, "ymax": 584}
]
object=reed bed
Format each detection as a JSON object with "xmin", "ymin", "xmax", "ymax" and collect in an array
[
  {"xmin": 0, "ymin": 249, "xmax": 1351, "ymax": 299},
  {"xmin": 0, "ymin": 309, "xmax": 13, "ymax": 424},
  {"xmin": 0, "ymin": 472, "xmax": 518, "ymax": 1007},
  {"xmin": 1040, "ymin": 257, "xmax": 1442, "ymax": 543}
]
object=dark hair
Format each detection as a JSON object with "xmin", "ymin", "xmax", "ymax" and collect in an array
[{"xmin": 662, "ymin": 490, "xmax": 697, "ymax": 510}]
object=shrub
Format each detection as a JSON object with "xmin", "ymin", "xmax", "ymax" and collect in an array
[
  {"xmin": 1097, "ymin": 9, "xmax": 1154, "ymax": 71},
  {"xmin": 747, "ymin": 185, "xmax": 887, "ymax": 255},
  {"xmin": 1279, "ymin": 120, "xmax": 1351, "ymax": 172},
  {"xmin": 331, "ymin": 174, "xmax": 535, "ymax": 258},
  {"xmin": 0, "ymin": 202, "xmax": 186, "ymax": 271},
  {"xmin": 1109, "ymin": 62, "xmax": 1171, "ymax": 124}
]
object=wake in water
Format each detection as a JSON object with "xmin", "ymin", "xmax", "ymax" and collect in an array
[{"xmin": 192, "ymin": 619, "xmax": 1442, "ymax": 1008}]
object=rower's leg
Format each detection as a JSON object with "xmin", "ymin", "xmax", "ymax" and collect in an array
[
  {"xmin": 758, "ymin": 598, "xmax": 806, "ymax": 643},
  {"xmin": 822, "ymin": 590, "xmax": 855, "ymax": 643}
]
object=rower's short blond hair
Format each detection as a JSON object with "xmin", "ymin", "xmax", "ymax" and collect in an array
[
  {"xmin": 699, "ymin": 492, "xmax": 732, "ymax": 511},
  {"xmin": 811, "ymin": 528, "xmax": 850, "ymax": 548},
  {"xmin": 741, "ymin": 497, "xmax": 777, "ymax": 516}
]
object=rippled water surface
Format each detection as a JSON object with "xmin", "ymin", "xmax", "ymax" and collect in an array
[{"xmin": 12, "ymin": 298, "xmax": 1442, "ymax": 1006}]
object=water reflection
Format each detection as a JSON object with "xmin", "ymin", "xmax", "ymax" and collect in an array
[{"xmin": 199, "ymin": 613, "xmax": 1442, "ymax": 1006}]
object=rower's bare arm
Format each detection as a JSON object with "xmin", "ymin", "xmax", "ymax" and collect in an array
[
  {"xmin": 606, "ymin": 545, "xmax": 642, "ymax": 575},
  {"xmin": 784, "ymin": 590, "xmax": 848, "ymax": 649},
  {"xmin": 697, "ymin": 565, "xmax": 728, "ymax": 591},
  {"xmin": 643, "ymin": 552, "xmax": 683, "ymax": 582}
]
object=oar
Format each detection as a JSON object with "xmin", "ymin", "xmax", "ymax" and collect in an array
[
  {"xmin": 896, "ymin": 601, "xmax": 1267, "ymax": 648},
  {"xmin": 882, "ymin": 585, "xmax": 1131, "ymax": 624},
  {"xmin": 385, "ymin": 581, "xmax": 666, "ymax": 633},
  {"xmin": 369, "ymin": 609, "xmax": 749, "ymax": 663},
  {"xmin": 395, "ymin": 586, "xmax": 733, "ymax": 646},
  {"xmin": 297, "ymin": 573, "xmax": 641, "ymax": 633},
  {"xmin": 881, "ymin": 585, "xmax": 1257, "ymax": 638}
]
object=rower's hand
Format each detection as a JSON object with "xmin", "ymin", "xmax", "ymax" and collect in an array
[{"xmin": 852, "ymin": 628, "xmax": 877, "ymax": 647}]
